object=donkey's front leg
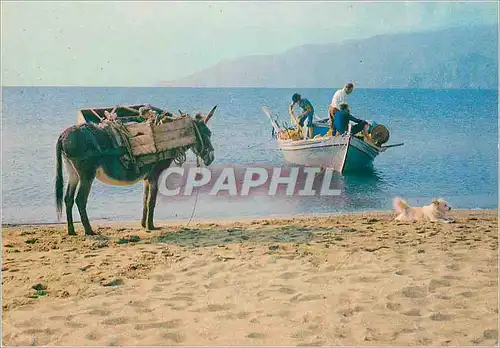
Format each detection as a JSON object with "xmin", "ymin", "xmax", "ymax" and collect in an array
[
  {"xmin": 145, "ymin": 161, "xmax": 172, "ymax": 231},
  {"xmin": 141, "ymin": 180, "xmax": 150, "ymax": 228},
  {"xmin": 145, "ymin": 177, "xmax": 159, "ymax": 231}
]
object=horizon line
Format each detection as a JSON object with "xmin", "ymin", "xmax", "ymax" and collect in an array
[{"xmin": 2, "ymin": 85, "xmax": 499, "ymax": 91}]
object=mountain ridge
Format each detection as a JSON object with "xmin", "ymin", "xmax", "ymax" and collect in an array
[{"xmin": 163, "ymin": 25, "xmax": 498, "ymax": 89}]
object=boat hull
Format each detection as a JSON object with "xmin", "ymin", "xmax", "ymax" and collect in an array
[
  {"xmin": 278, "ymin": 135, "xmax": 380, "ymax": 173},
  {"xmin": 279, "ymin": 136, "xmax": 347, "ymax": 168},
  {"xmin": 343, "ymin": 136, "xmax": 380, "ymax": 172}
]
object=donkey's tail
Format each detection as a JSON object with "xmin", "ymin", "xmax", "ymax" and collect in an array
[{"xmin": 55, "ymin": 136, "xmax": 64, "ymax": 220}]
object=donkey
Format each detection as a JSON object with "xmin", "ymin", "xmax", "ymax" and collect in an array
[{"xmin": 55, "ymin": 106, "xmax": 217, "ymax": 236}]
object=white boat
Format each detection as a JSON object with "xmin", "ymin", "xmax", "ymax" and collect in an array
[{"xmin": 262, "ymin": 105, "xmax": 403, "ymax": 173}]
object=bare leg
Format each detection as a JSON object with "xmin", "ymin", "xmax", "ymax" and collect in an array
[
  {"xmin": 328, "ymin": 107, "xmax": 334, "ymax": 129},
  {"xmin": 75, "ymin": 169, "xmax": 97, "ymax": 236},
  {"xmin": 141, "ymin": 180, "xmax": 150, "ymax": 228},
  {"xmin": 363, "ymin": 123, "xmax": 370, "ymax": 136}
]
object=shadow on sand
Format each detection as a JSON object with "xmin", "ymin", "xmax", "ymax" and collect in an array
[{"xmin": 151, "ymin": 224, "xmax": 317, "ymax": 248}]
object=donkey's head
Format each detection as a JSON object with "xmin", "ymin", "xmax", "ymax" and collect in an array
[{"xmin": 191, "ymin": 105, "xmax": 217, "ymax": 166}]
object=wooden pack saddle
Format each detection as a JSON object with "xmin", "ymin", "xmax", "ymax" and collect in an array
[{"xmin": 77, "ymin": 104, "xmax": 197, "ymax": 168}]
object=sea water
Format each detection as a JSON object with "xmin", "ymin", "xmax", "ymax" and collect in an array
[{"xmin": 2, "ymin": 87, "xmax": 498, "ymax": 224}]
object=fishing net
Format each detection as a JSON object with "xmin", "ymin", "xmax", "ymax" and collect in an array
[{"xmin": 263, "ymin": 105, "xmax": 303, "ymax": 140}]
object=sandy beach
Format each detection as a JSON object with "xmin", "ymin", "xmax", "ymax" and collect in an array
[{"xmin": 2, "ymin": 210, "xmax": 498, "ymax": 346}]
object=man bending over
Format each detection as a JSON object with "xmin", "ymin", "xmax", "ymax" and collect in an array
[{"xmin": 333, "ymin": 103, "xmax": 370, "ymax": 138}]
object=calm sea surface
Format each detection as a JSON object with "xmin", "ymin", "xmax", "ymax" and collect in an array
[{"xmin": 2, "ymin": 87, "xmax": 498, "ymax": 224}]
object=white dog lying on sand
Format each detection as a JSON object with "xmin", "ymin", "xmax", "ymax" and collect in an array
[{"xmin": 393, "ymin": 197, "xmax": 454, "ymax": 223}]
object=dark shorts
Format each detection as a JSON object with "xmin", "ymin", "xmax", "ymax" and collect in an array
[{"xmin": 299, "ymin": 113, "xmax": 314, "ymax": 128}]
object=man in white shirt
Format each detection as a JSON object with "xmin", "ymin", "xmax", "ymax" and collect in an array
[{"xmin": 328, "ymin": 83, "xmax": 354, "ymax": 130}]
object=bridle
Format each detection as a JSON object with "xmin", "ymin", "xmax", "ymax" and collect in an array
[{"xmin": 191, "ymin": 120, "xmax": 212, "ymax": 163}]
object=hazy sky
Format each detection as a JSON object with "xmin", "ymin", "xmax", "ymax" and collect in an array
[{"xmin": 2, "ymin": 1, "xmax": 498, "ymax": 86}]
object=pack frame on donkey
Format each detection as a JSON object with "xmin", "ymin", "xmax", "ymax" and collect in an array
[{"xmin": 55, "ymin": 104, "xmax": 217, "ymax": 236}]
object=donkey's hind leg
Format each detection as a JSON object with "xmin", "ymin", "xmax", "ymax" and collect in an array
[
  {"xmin": 74, "ymin": 165, "xmax": 97, "ymax": 236},
  {"xmin": 64, "ymin": 159, "xmax": 79, "ymax": 235}
]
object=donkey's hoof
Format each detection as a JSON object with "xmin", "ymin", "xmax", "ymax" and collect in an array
[
  {"xmin": 85, "ymin": 231, "xmax": 97, "ymax": 236},
  {"xmin": 68, "ymin": 231, "xmax": 77, "ymax": 236},
  {"xmin": 146, "ymin": 225, "xmax": 159, "ymax": 232}
]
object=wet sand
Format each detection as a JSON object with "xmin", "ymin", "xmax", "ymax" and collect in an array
[{"xmin": 2, "ymin": 210, "xmax": 498, "ymax": 346}]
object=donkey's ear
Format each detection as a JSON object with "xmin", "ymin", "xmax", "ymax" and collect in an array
[
  {"xmin": 432, "ymin": 200, "xmax": 439, "ymax": 205},
  {"xmin": 203, "ymin": 105, "xmax": 218, "ymax": 124}
]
